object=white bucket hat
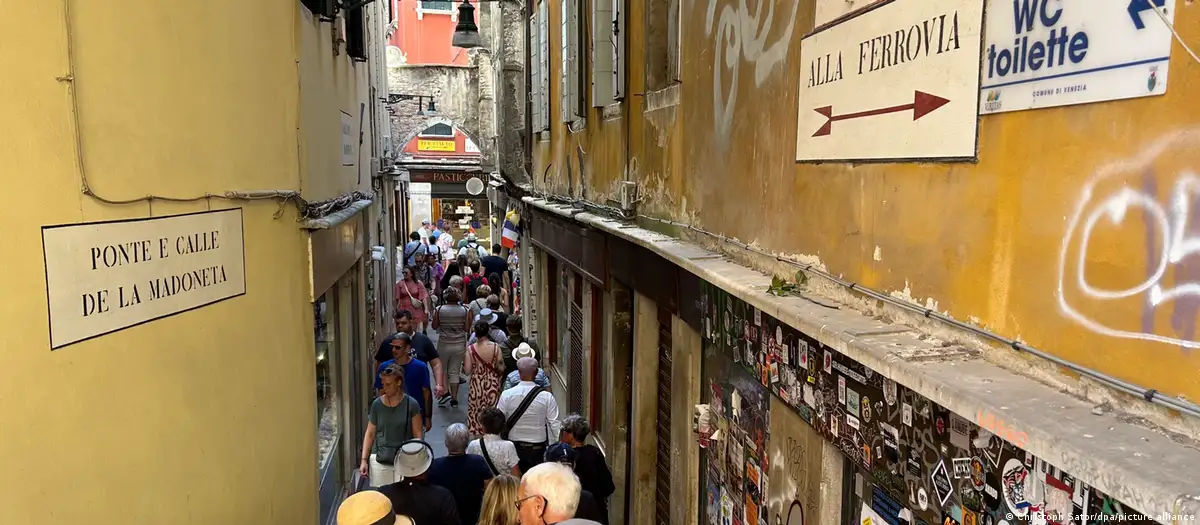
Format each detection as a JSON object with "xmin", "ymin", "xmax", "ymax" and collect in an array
[
  {"xmin": 476, "ymin": 308, "xmax": 499, "ymax": 325},
  {"xmin": 511, "ymin": 342, "xmax": 536, "ymax": 361},
  {"xmin": 395, "ymin": 440, "xmax": 433, "ymax": 479}
]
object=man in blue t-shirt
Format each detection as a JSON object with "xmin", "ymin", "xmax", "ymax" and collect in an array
[
  {"xmin": 403, "ymin": 232, "xmax": 427, "ymax": 267},
  {"xmin": 376, "ymin": 332, "xmax": 433, "ymax": 432}
]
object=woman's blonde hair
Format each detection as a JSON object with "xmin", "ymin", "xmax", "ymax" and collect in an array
[{"xmin": 478, "ymin": 474, "xmax": 520, "ymax": 525}]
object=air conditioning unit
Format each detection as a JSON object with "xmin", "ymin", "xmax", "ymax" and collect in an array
[{"xmin": 617, "ymin": 181, "xmax": 638, "ymax": 212}]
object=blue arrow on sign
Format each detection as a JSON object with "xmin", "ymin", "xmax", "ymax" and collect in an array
[{"xmin": 1127, "ymin": 0, "xmax": 1167, "ymax": 30}]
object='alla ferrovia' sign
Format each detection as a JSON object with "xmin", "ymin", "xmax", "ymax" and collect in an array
[
  {"xmin": 41, "ymin": 209, "xmax": 247, "ymax": 349},
  {"xmin": 795, "ymin": 0, "xmax": 984, "ymax": 162}
]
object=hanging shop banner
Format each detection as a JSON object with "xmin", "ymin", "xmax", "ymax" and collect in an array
[
  {"xmin": 697, "ymin": 282, "xmax": 1147, "ymax": 525},
  {"xmin": 795, "ymin": 0, "xmax": 984, "ymax": 162},
  {"xmin": 42, "ymin": 209, "xmax": 247, "ymax": 349},
  {"xmin": 417, "ymin": 139, "xmax": 457, "ymax": 152},
  {"xmin": 979, "ymin": 0, "xmax": 1175, "ymax": 114}
]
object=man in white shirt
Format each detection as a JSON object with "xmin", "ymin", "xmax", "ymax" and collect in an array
[{"xmin": 496, "ymin": 357, "xmax": 561, "ymax": 473}]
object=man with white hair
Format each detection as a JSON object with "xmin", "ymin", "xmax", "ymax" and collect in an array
[
  {"xmin": 427, "ymin": 423, "xmax": 494, "ymax": 524},
  {"xmin": 516, "ymin": 463, "xmax": 603, "ymax": 525},
  {"xmin": 497, "ymin": 357, "xmax": 561, "ymax": 473}
]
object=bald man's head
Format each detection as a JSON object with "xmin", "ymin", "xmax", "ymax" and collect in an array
[{"xmin": 517, "ymin": 357, "xmax": 538, "ymax": 380}]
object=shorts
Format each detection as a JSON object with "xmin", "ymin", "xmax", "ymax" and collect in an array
[{"xmin": 443, "ymin": 345, "xmax": 466, "ymax": 383}]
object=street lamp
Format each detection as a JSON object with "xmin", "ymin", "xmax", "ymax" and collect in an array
[{"xmin": 452, "ymin": 0, "xmax": 482, "ymax": 49}]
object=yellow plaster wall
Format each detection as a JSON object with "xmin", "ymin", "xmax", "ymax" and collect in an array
[
  {"xmin": 0, "ymin": 1, "xmax": 326, "ymax": 523},
  {"xmin": 533, "ymin": 0, "xmax": 1200, "ymax": 403},
  {"xmin": 299, "ymin": 10, "xmax": 375, "ymax": 201}
]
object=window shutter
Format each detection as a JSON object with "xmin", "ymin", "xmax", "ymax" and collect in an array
[
  {"xmin": 560, "ymin": 0, "xmax": 571, "ymax": 123},
  {"xmin": 539, "ymin": 2, "xmax": 550, "ymax": 130},
  {"xmin": 591, "ymin": 0, "xmax": 613, "ymax": 107},
  {"xmin": 529, "ymin": 13, "xmax": 542, "ymax": 133},
  {"xmin": 570, "ymin": 0, "xmax": 583, "ymax": 117},
  {"xmin": 612, "ymin": 0, "xmax": 625, "ymax": 99},
  {"xmin": 669, "ymin": 0, "xmax": 681, "ymax": 81}
]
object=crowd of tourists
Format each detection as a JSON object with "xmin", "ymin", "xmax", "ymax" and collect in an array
[{"xmin": 343, "ymin": 221, "xmax": 611, "ymax": 524}]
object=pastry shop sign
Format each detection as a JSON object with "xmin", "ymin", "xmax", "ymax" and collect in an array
[
  {"xmin": 41, "ymin": 209, "xmax": 247, "ymax": 349},
  {"xmin": 409, "ymin": 171, "xmax": 482, "ymax": 184}
]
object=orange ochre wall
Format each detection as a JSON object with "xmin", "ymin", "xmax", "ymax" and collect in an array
[{"xmin": 531, "ymin": 0, "xmax": 1200, "ymax": 402}]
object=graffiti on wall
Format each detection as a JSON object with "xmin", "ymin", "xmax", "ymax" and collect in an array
[
  {"xmin": 698, "ymin": 283, "xmax": 1144, "ymax": 525},
  {"xmin": 1057, "ymin": 128, "xmax": 1200, "ymax": 348},
  {"xmin": 702, "ymin": 0, "xmax": 800, "ymax": 141}
]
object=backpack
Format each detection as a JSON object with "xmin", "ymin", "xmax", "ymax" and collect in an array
[{"xmin": 464, "ymin": 275, "xmax": 490, "ymax": 300}]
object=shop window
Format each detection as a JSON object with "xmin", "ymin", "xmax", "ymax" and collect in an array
[
  {"xmin": 436, "ymin": 198, "xmax": 490, "ymax": 242},
  {"xmin": 420, "ymin": 123, "xmax": 455, "ymax": 138},
  {"xmin": 315, "ymin": 293, "xmax": 342, "ymax": 521},
  {"xmin": 315, "ymin": 294, "xmax": 340, "ymax": 470}
]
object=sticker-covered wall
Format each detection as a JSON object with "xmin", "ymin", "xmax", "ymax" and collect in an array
[{"xmin": 698, "ymin": 282, "xmax": 1146, "ymax": 525}]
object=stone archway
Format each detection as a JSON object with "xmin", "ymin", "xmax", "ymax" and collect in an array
[{"xmin": 394, "ymin": 116, "xmax": 486, "ymax": 157}]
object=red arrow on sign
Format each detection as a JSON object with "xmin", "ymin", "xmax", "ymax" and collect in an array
[{"xmin": 811, "ymin": 91, "xmax": 950, "ymax": 137}]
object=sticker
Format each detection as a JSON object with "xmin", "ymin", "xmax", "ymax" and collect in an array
[
  {"xmin": 935, "ymin": 416, "xmax": 946, "ymax": 436},
  {"xmin": 931, "ymin": 460, "xmax": 955, "ymax": 507},
  {"xmin": 831, "ymin": 414, "xmax": 840, "ymax": 437},
  {"xmin": 721, "ymin": 492, "xmax": 734, "ymax": 525},
  {"xmin": 970, "ymin": 458, "xmax": 986, "ymax": 491},
  {"xmin": 981, "ymin": 434, "xmax": 1004, "ymax": 468},
  {"xmin": 881, "ymin": 423, "xmax": 900, "ymax": 461},
  {"xmin": 862, "ymin": 443, "xmax": 872, "ymax": 467},
  {"xmin": 798, "ymin": 342, "xmax": 809, "ymax": 369},
  {"xmin": 884, "ymin": 379, "xmax": 898, "ymax": 406},
  {"xmin": 776, "ymin": 326, "xmax": 784, "ymax": 348},
  {"xmin": 706, "ymin": 481, "xmax": 722, "ymax": 525},
  {"xmin": 823, "ymin": 350, "xmax": 833, "ymax": 374},
  {"xmin": 907, "ymin": 455, "xmax": 923, "ymax": 477},
  {"xmin": 899, "ymin": 509, "xmax": 913, "ymax": 525},
  {"xmin": 902, "ymin": 403, "xmax": 913, "ymax": 426},
  {"xmin": 745, "ymin": 496, "xmax": 759, "ymax": 525},
  {"xmin": 846, "ymin": 414, "xmax": 861, "ymax": 430},
  {"xmin": 838, "ymin": 375, "xmax": 847, "ymax": 404},
  {"xmin": 943, "ymin": 516, "xmax": 961, "ymax": 525},
  {"xmin": 982, "ymin": 473, "xmax": 1002, "ymax": 511},
  {"xmin": 815, "ymin": 390, "xmax": 825, "ymax": 418},
  {"xmin": 754, "ymin": 308, "xmax": 762, "ymax": 326},
  {"xmin": 917, "ymin": 488, "xmax": 930, "ymax": 511},
  {"xmin": 803, "ymin": 384, "xmax": 816, "ymax": 408},
  {"xmin": 949, "ymin": 414, "xmax": 972, "ymax": 450},
  {"xmin": 861, "ymin": 503, "xmax": 886, "ymax": 525},
  {"xmin": 1001, "ymin": 458, "xmax": 1030, "ymax": 517},
  {"xmin": 856, "ymin": 473, "xmax": 864, "ymax": 498},
  {"xmin": 846, "ymin": 388, "xmax": 860, "ymax": 417},
  {"xmin": 861, "ymin": 396, "xmax": 872, "ymax": 422},
  {"xmin": 770, "ymin": 358, "xmax": 780, "ymax": 383},
  {"xmin": 952, "ymin": 458, "xmax": 972, "ymax": 479}
]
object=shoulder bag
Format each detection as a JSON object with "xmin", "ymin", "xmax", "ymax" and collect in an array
[
  {"xmin": 375, "ymin": 396, "xmax": 411, "ymax": 465},
  {"xmin": 402, "ymin": 281, "xmax": 426, "ymax": 315},
  {"xmin": 477, "ymin": 438, "xmax": 500, "ymax": 476},
  {"xmin": 501, "ymin": 386, "xmax": 545, "ymax": 441}
]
